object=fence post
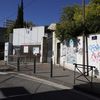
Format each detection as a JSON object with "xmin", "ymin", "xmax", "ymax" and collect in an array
[
  {"xmin": 50, "ymin": 57, "xmax": 53, "ymax": 77},
  {"xmin": 33, "ymin": 55, "xmax": 36, "ymax": 73},
  {"xmin": 17, "ymin": 57, "xmax": 20, "ymax": 71}
]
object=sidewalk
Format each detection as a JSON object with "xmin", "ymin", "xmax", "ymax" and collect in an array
[
  {"xmin": 1, "ymin": 62, "xmax": 100, "ymax": 98},
  {"xmin": 20, "ymin": 63, "xmax": 75, "ymax": 88},
  {"xmin": 15, "ymin": 63, "xmax": 100, "ymax": 97}
]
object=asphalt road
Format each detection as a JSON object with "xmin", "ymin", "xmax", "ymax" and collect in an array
[{"xmin": 0, "ymin": 72, "xmax": 99, "ymax": 100}]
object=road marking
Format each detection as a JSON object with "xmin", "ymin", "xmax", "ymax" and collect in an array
[{"xmin": 15, "ymin": 73, "xmax": 71, "ymax": 90}]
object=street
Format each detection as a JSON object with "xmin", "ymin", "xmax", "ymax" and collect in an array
[{"xmin": 0, "ymin": 72, "xmax": 99, "ymax": 100}]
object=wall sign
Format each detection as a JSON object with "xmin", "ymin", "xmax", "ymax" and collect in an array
[
  {"xmin": 24, "ymin": 46, "xmax": 28, "ymax": 53},
  {"xmin": 33, "ymin": 47, "xmax": 39, "ymax": 54}
]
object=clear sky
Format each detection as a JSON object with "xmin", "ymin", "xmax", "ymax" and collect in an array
[{"xmin": 0, "ymin": 0, "xmax": 89, "ymax": 27}]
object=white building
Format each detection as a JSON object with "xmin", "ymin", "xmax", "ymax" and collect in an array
[
  {"xmin": 12, "ymin": 26, "xmax": 49, "ymax": 62},
  {"xmin": 48, "ymin": 23, "xmax": 100, "ymax": 78},
  {"xmin": 48, "ymin": 23, "xmax": 60, "ymax": 64},
  {"xmin": 13, "ymin": 26, "xmax": 45, "ymax": 46}
]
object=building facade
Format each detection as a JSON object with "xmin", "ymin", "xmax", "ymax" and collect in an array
[
  {"xmin": 48, "ymin": 23, "xmax": 100, "ymax": 78},
  {"xmin": 4, "ymin": 26, "xmax": 52, "ymax": 63}
]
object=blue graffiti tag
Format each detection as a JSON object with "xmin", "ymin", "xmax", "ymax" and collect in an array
[{"xmin": 89, "ymin": 44, "xmax": 100, "ymax": 53}]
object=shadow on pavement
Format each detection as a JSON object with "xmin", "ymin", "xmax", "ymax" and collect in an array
[
  {"xmin": 0, "ymin": 87, "xmax": 31, "ymax": 99},
  {"xmin": 74, "ymin": 82, "xmax": 100, "ymax": 98},
  {"xmin": 1, "ymin": 88, "xmax": 98, "ymax": 100}
]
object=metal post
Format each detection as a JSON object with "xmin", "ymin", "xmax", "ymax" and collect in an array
[
  {"xmin": 74, "ymin": 64, "xmax": 77, "ymax": 85},
  {"xmin": 90, "ymin": 66, "xmax": 93, "ymax": 88},
  {"xmin": 17, "ymin": 57, "xmax": 20, "ymax": 71},
  {"xmin": 33, "ymin": 55, "xmax": 36, "ymax": 73},
  {"xmin": 86, "ymin": 35, "xmax": 89, "ymax": 76},
  {"xmin": 83, "ymin": 33, "xmax": 85, "ymax": 74},
  {"xmin": 50, "ymin": 57, "xmax": 53, "ymax": 77}
]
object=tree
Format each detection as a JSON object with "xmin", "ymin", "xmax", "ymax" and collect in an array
[
  {"xmin": 61, "ymin": 6, "xmax": 75, "ymax": 22},
  {"xmin": 15, "ymin": 0, "xmax": 24, "ymax": 28},
  {"xmin": 6, "ymin": 0, "xmax": 35, "ymax": 39},
  {"xmin": 90, "ymin": 0, "xmax": 100, "ymax": 4},
  {"xmin": 85, "ymin": 1, "xmax": 100, "ymax": 33},
  {"xmin": 56, "ymin": 5, "xmax": 83, "ymax": 41},
  {"xmin": 56, "ymin": 1, "xmax": 100, "ymax": 41},
  {"xmin": 24, "ymin": 21, "xmax": 36, "ymax": 28}
]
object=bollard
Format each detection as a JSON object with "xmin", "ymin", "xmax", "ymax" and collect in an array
[
  {"xmin": 17, "ymin": 57, "xmax": 20, "ymax": 71},
  {"xmin": 74, "ymin": 63, "xmax": 77, "ymax": 85},
  {"xmin": 33, "ymin": 55, "xmax": 36, "ymax": 73},
  {"xmin": 50, "ymin": 58, "xmax": 53, "ymax": 77}
]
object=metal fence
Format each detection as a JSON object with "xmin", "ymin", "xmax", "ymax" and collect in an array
[
  {"xmin": 7, "ymin": 55, "xmax": 40, "ymax": 69},
  {"xmin": 73, "ymin": 63, "xmax": 96, "ymax": 88}
]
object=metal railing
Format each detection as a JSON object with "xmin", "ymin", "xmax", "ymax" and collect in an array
[
  {"xmin": 7, "ymin": 55, "xmax": 40, "ymax": 72},
  {"xmin": 73, "ymin": 63, "xmax": 95, "ymax": 88}
]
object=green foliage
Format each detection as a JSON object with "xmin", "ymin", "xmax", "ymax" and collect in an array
[
  {"xmin": 61, "ymin": 6, "xmax": 75, "ymax": 21},
  {"xmin": 56, "ymin": 5, "xmax": 83, "ymax": 41},
  {"xmin": 85, "ymin": 2, "xmax": 100, "ymax": 33},
  {"xmin": 90, "ymin": 0, "xmax": 100, "ymax": 4},
  {"xmin": 56, "ymin": 1, "xmax": 100, "ymax": 41}
]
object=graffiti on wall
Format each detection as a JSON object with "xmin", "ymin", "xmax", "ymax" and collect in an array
[
  {"xmin": 77, "ymin": 48, "xmax": 83, "ymax": 55},
  {"xmin": 76, "ymin": 39, "xmax": 83, "ymax": 55},
  {"xmin": 67, "ymin": 48, "xmax": 76, "ymax": 63},
  {"xmin": 67, "ymin": 39, "xmax": 77, "ymax": 64},
  {"xmin": 62, "ymin": 44, "xmax": 66, "ymax": 56},
  {"xmin": 89, "ymin": 44, "xmax": 100, "ymax": 63}
]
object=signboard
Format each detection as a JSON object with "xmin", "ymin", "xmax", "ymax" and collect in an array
[
  {"xmin": 24, "ymin": 46, "xmax": 28, "ymax": 53},
  {"xmin": 33, "ymin": 47, "xmax": 39, "ymax": 54}
]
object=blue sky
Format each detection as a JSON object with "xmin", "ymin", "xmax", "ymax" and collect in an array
[{"xmin": 0, "ymin": 0, "xmax": 89, "ymax": 27}]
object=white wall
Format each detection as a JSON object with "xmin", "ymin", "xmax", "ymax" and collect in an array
[
  {"xmin": 53, "ymin": 33, "xmax": 100, "ymax": 77},
  {"xmin": 52, "ymin": 31, "xmax": 60, "ymax": 65},
  {"xmin": 88, "ymin": 34, "xmax": 100, "ymax": 76},
  {"xmin": 4, "ymin": 42, "xmax": 9, "ymax": 62},
  {"xmin": 60, "ymin": 39, "xmax": 77, "ymax": 70},
  {"xmin": 13, "ymin": 26, "xmax": 45, "ymax": 46}
]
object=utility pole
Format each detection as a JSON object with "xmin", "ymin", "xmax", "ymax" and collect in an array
[
  {"xmin": 82, "ymin": 0, "xmax": 89, "ymax": 76},
  {"xmin": 82, "ymin": 0, "xmax": 86, "ymax": 74}
]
